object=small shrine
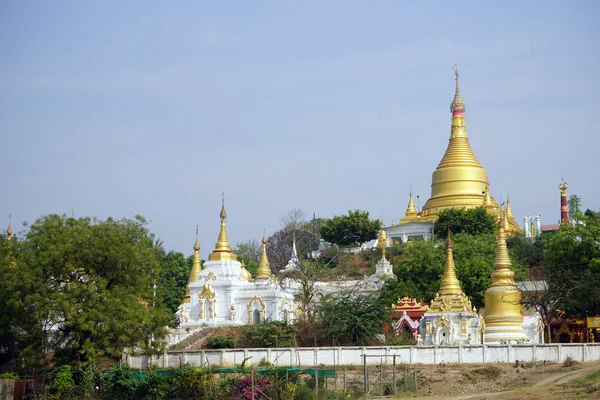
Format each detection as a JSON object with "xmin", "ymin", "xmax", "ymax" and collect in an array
[
  {"xmin": 420, "ymin": 233, "xmax": 481, "ymax": 345},
  {"xmin": 391, "ymin": 295, "xmax": 428, "ymax": 339}
]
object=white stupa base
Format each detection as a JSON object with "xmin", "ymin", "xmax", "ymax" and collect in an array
[{"xmin": 484, "ymin": 325, "xmax": 528, "ymax": 344}]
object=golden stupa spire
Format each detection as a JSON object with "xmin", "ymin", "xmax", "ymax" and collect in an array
[
  {"xmin": 438, "ymin": 232, "xmax": 463, "ymax": 296},
  {"xmin": 256, "ymin": 230, "xmax": 271, "ymax": 279},
  {"xmin": 506, "ymin": 194, "xmax": 514, "ymax": 219},
  {"xmin": 184, "ymin": 224, "xmax": 203, "ymax": 303},
  {"xmin": 427, "ymin": 231, "xmax": 474, "ymax": 312},
  {"xmin": 483, "ymin": 183, "xmax": 493, "ymax": 208},
  {"xmin": 450, "ymin": 65, "xmax": 466, "ymax": 115},
  {"xmin": 484, "ymin": 214, "xmax": 526, "ymax": 342},
  {"xmin": 6, "ymin": 214, "xmax": 12, "ymax": 241},
  {"xmin": 208, "ymin": 193, "xmax": 238, "ymax": 261},
  {"xmin": 405, "ymin": 192, "xmax": 417, "ymax": 217},
  {"xmin": 378, "ymin": 220, "xmax": 388, "ymax": 258}
]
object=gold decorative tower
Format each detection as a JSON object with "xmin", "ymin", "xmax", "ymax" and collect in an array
[
  {"xmin": 428, "ymin": 232, "xmax": 474, "ymax": 313},
  {"xmin": 183, "ymin": 225, "xmax": 203, "ymax": 303},
  {"xmin": 255, "ymin": 231, "xmax": 271, "ymax": 279},
  {"xmin": 377, "ymin": 220, "xmax": 388, "ymax": 254},
  {"xmin": 208, "ymin": 194, "xmax": 238, "ymax": 262},
  {"xmin": 400, "ymin": 192, "xmax": 419, "ymax": 223},
  {"xmin": 417, "ymin": 66, "xmax": 520, "ymax": 233},
  {"xmin": 483, "ymin": 214, "xmax": 526, "ymax": 343}
]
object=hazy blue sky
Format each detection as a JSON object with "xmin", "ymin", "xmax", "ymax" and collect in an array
[{"xmin": 1, "ymin": 1, "xmax": 599, "ymax": 258}]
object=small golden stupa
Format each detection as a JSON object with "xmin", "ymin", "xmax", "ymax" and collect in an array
[
  {"xmin": 483, "ymin": 214, "xmax": 526, "ymax": 343},
  {"xmin": 183, "ymin": 225, "xmax": 203, "ymax": 303},
  {"xmin": 400, "ymin": 66, "xmax": 520, "ymax": 234},
  {"xmin": 255, "ymin": 231, "xmax": 272, "ymax": 279}
]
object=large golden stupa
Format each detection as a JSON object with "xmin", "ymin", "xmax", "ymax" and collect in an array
[{"xmin": 400, "ymin": 66, "xmax": 520, "ymax": 234}]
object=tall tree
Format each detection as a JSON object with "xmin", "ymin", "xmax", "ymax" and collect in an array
[
  {"xmin": 157, "ymin": 250, "xmax": 193, "ymax": 319},
  {"xmin": 266, "ymin": 228, "xmax": 319, "ymax": 273},
  {"xmin": 0, "ymin": 214, "xmax": 171, "ymax": 372},
  {"xmin": 433, "ymin": 207, "xmax": 496, "ymax": 237},
  {"xmin": 544, "ymin": 211, "xmax": 600, "ymax": 317},
  {"xmin": 319, "ymin": 210, "xmax": 380, "ymax": 247}
]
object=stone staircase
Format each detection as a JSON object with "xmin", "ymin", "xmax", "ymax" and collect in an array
[{"xmin": 170, "ymin": 328, "xmax": 216, "ymax": 351}]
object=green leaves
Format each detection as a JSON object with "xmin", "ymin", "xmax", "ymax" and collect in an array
[
  {"xmin": 434, "ymin": 207, "xmax": 496, "ymax": 237},
  {"xmin": 0, "ymin": 214, "xmax": 171, "ymax": 372},
  {"xmin": 320, "ymin": 210, "xmax": 380, "ymax": 247}
]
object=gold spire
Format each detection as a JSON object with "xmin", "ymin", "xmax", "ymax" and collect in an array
[
  {"xmin": 256, "ymin": 230, "xmax": 271, "ymax": 279},
  {"xmin": 483, "ymin": 215, "xmax": 526, "ymax": 342},
  {"xmin": 378, "ymin": 220, "xmax": 387, "ymax": 257},
  {"xmin": 208, "ymin": 194, "xmax": 238, "ymax": 261},
  {"xmin": 450, "ymin": 65, "xmax": 466, "ymax": 114},
  {"xmin": 427, "ymin": 232, "xmax": 474, "ymax": 313},
  {"xmin": 6, "ymin": 214, "xmax": 12, "ymax": 241},
  {"xmin": 506, "ymin": 194, "xmax": 514, "ymax": 219},
  {"xmin": 184, "ymin": 225, "xmax": 203, "ymax": 303},
  {"xmin": 405, "ymin": 192, "xmax": 417, "ymax": 217},
  {"xmin": 438, "ymin": 232, "xmax": 463, "ymax": 296},
  {"xmin": 483, "ymin": 183, "xmax": 493, "ymax": 208}
]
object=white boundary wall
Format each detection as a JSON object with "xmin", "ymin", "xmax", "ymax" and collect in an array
[{"xmin": 124, "ymin": 344, "xmax": 600, "ymax": 369}]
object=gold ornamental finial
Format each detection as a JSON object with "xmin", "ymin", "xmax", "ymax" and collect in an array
[
  {"xmin": 240, "ymin": 260, "xmax": 252, "ymax": 281},
  {"xmin": 256, "ymin": 230, "xmax": 271, "ymax": 279},
  {"xmin": 506, "ymin": 194, "xmax": 514, "ymax": 219},
  {"xmin": 184, "ymin": 226, "xmax": 203, "ymax": 303},
  {"xmin": 208, "ymin": 195, "xmax": 237, "ymax": 261},
  {"xmin": 450, "ymin": 65, "xmax": 466, "ymax": 114},
  {"xmin": 6, "ymin": 214, "xmax": 12, "ymax": 241},
  {"xmin": 483, "ymin": 183, "xmax": 493, "ymax": 208},
  {"xmin": 558, "ymin": 181, "xmax": 568, "ymax": 194},
  {"xmin": 438, "ymin": 231, "xmax": 463, "ymax": 296},
  {"xmin": 405, "ymin": 192, "xmax": 417, "ymax": 217}
]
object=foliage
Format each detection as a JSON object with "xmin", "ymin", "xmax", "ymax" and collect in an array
[
  {"xmin": 240, "ymin": 321, "xmax": 296, "ymax": 348},
  {"xmin": 0, "ymin": 214, "xmax": 171, "ymax": 373},
  {"xmin": 388, "ymin": 330, "xmax": 416, "ymax": 346},
  {"xmin": 157, "ymin": 250, "xmax": 193, "ymax": 320},
  {"xmin": 234, "ymin": 239, "xmax": 261, "ymax": 277},
  {"xmin": 204, "ymin": 336, "xmax": 234, "ymax": 349},
  {"xmin": 314, "ymin": 292, "xmax": 389, "ymax": 346},
  {"xmin": 379, "ymin": 233, "xmax": 528, "ymax": 310},
  {"xmin": 319, "ymin": 210, "xmax": 380, "ymax": 247},
  {"xmin": 434, "ymin": 207, "xmax": 497, "ymax": 237},
  {"xmin": 266, "ymin": 227, "xmax": 320, "ymax": 273},
  {"xmin": 279, "ymin": 260, "xmax": 327, "ymax": 317},
  {"xmin": 103, "ymin": 364, "xmax": 139, "ymax": 400},
  {"xmin": 317, "ymin": 247, "xmax": 339, "ymax": 267},
  {"xmin": 49, "ymin": 365, "xmax": 76, "ymax": 397},
  {"xmin": 567, "ymin": 194, "xmax": 582, "ymax": 220},
  {"xmin": 544, "ymin": 211, "xmax": 600, "ymax": 316}
]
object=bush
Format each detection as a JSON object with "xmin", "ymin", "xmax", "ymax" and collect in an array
[
  {"xmin": 563, "ymin": 355, "xmax": 577, "ymax": 367},
  {"xmin": 241, "ymin": 321, "xmax": 296, "ymax": 348},
  {"xmin": 205, "ymin": 336, "xmax": 234, "ymax": 349}
]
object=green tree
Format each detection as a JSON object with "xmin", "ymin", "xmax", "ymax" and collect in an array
[
  {"xmin": 233, "ymin": 239, "xmax": 261, "ymax": 277},
  {"xmin": 567, "ymin": 194, "xmax": 582, "ymax": 220},
  {"xmin": 544, "ymin": 211, "xmax": 600, "ymax": 316},
  {"xmin": 319, "ymin": 210, "xmax": 380, "ymax": 247},
  {"xmin": 157, "ymin": 250, "xmax": 193, "ymax": 319},
  {"xmin": 266, "ymin": 228, "xmax": 319, "ymax": 273},
  {"xmin": 433, "ymin": 207, "xmax": 496, "ymax": 237},
  {"xmin": 314, "ymin": 292, "xmax": 389, "ymax": 346},
  {"xmin": 0, "ymin": 214, "xmax": 171, "ymax": 372}
]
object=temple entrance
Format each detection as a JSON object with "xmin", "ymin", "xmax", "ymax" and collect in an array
[{"xmin": 253, "ymin": 309, "xmax": 261, "ymax": 324}]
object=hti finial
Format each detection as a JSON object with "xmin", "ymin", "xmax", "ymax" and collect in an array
[
  {"xmin": 196, "ymin": 223, "xmax": 199, "ymax": 237},
  {"xmin": 450, "ymin": 65, "xmax": 466, "ymax": 114}
]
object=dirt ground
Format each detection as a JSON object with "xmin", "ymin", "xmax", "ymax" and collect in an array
[{"xmin": 404, "ymin": 361, "xmax": 600, "ymax": 399}]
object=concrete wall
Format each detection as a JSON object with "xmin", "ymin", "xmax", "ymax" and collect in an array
[{"xmin": 124, "ymin": 343, "xmax": 600, "ymax": 369}]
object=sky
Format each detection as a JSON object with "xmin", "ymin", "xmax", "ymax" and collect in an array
[{"xmin": 1, "ymin": 1, "xmax": 599, "ymax": 258}]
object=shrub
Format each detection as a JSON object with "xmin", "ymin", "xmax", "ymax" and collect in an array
[
  {"xmin": 205, "ymin": 336, "xmax": 235, "ymax": 349},
  {"xmin": 241, "ymin": 321, "xmax": 296, "ymax": 348},
  {"xmin": 563, "ymin": 355, "xmax": 577, "ymax": 367},
  {"xmin": 48, "ymin": 365, "xmax": 76, "ymax": 399}
]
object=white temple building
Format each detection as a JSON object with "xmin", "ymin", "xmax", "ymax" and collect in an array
[{"xmin": 176, "ymin": 199, "xmax": 296, "ymax": 329}]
